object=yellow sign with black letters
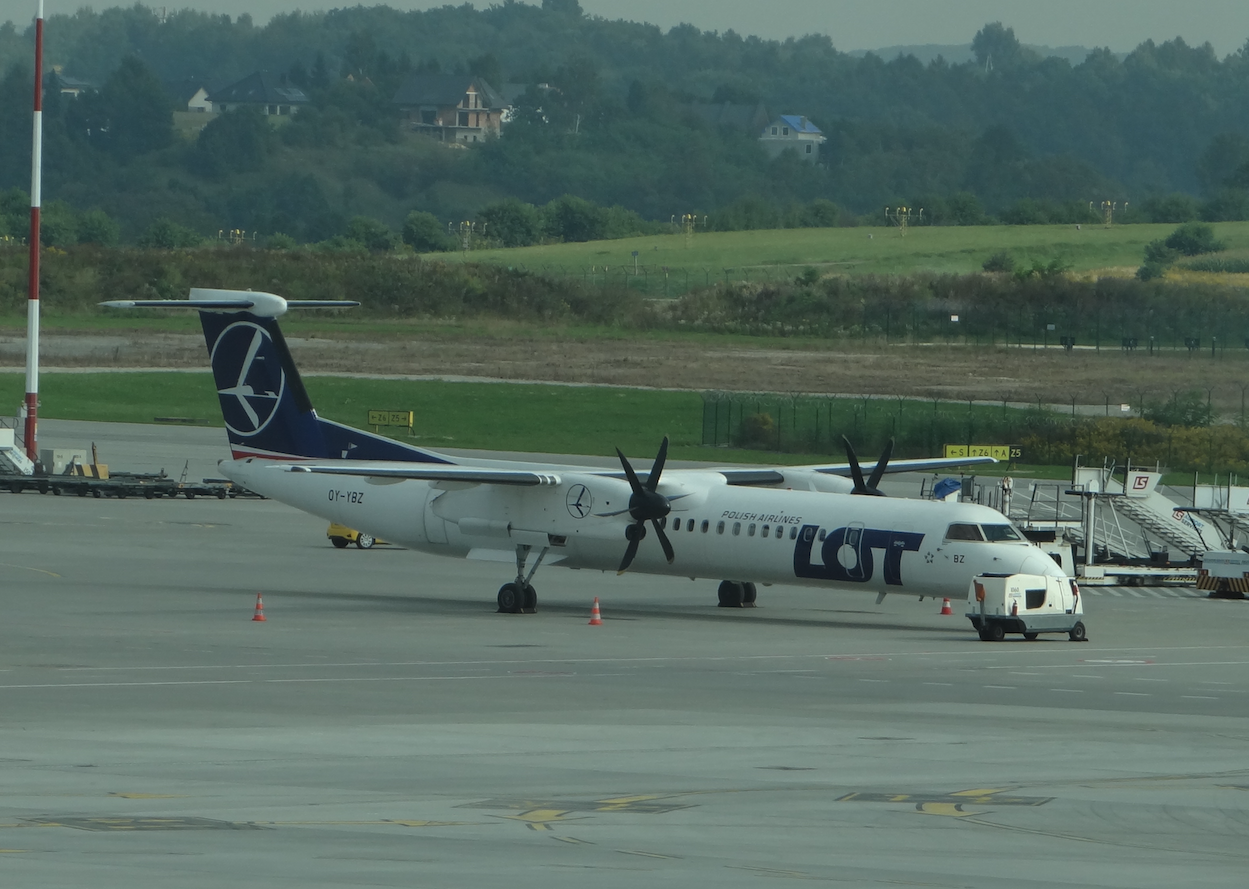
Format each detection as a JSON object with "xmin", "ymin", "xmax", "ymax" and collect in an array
[
  {"xmin": 368, "ymin": 410, "xmax": 414, "ymax": 429},
  {"xmin": 943, "ymin": 444, "xmax": 1021, "ymax": 461}
]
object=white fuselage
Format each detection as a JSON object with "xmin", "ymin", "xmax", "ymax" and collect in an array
[{"xmin": 223, "ymin": 459, "xmax": 1065, "ymax": 599}]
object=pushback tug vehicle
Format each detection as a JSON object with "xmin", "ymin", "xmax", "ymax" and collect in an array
[{"xmin": 966, "ymin": 573, "xmax": 1087, "ymax": 642}]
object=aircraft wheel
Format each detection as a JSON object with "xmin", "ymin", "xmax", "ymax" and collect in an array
[
  {"xmin": 985, "ymin": 622, "xmax": 1005, "ymax": 642},
  {"xmin": 355, "ymin": 533, "xmax": 375, "ymax": 550},
  {"xmin": 497, "ymin": 582, "xmax": 524, "ymax": 614},
  {"xmin": 741, "ymin": 582, "xmax": 758, "ymax": 608},
  {"xmin": 1068, "ymin": 621, "xmax": 1087, "ymax": 642},
  {"xmin": 522, "ymin": 584, "xmax": 538, "ymax": 614},
  {"xmin": 717, "ymin": 580, "xmax": 744, "ymax": 608},
  {"xmin": 330, "ymin": 537, "xmax": 349, "ymax": 549},
  {"xmin": 1023, "ymin": 632, "xmax": 1039, "ymax": 641}
]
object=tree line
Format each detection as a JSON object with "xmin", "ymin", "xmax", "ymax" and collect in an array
[{"xmin": 3, "ymin": 5, "xmax": 1249, "ymax": 241}]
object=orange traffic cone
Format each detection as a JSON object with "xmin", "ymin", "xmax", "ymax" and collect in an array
[
  {"xmin": 939, "ymin": 598, "xmax": 953, "ymax": 616},
  {"xmin": 252, "ymin": 592, "xmax": 267, "ymax": 622},
  {"xmin": 588, "ymin": 597, "xmax": 603, "ymax": 626}
]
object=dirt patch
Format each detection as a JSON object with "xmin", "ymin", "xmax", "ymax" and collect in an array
[{"xmin": 5, "ymin": 330, "xmax": 1249, "ymax": 416}]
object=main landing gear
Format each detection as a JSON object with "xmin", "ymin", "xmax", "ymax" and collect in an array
[
  {"xmin": 717, "ymin": 580, "xmax": 758, "ymax": 608},
  {"xmin": 497, "ymin": 544, "xmax": 549, "ymax": 614}
]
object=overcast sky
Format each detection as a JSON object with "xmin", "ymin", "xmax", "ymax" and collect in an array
[{"xmin": 3, "ymin": 1, "xmax": 1249, "ymax": 57}]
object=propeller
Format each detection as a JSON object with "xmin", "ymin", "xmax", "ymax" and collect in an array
[
  {"xmin": 615, "ymin": 436, "xmax": 675, "ymax": 573},
  {"xmin": 842, "ymin": 436, "xmax": 894, "ymax": 496}
]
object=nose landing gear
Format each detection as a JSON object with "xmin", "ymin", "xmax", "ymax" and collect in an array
[{"xmin": 497, "ymin": 544, "xmax": 548, "ymax": 614}]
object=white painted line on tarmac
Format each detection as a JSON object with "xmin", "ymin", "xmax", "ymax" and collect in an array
[
  {"xmin": 923, "ymin": 682, "xmax": 952, "ymax": 686},
  {"xmin": 858, "ymin": 678, "xmax": 888, "ymax": 683},
  {"xmin": 984, "ymin": 685, "xmax": 1016, "ymax": 690},
  {"xmin": 1181, "ymin": 695, "xmax": 1218, "ymax": 700},
  {"xmin": 1114, "ymin": 692, "xmax": 1151, "ymax": 696},
  {"xmin": 1105, "ymin": 589, "xmax": 1123, "ymax": 596},
  {"xmin": 1050, "ymin": 689, "xmax": 1082, "ymax": 693}
]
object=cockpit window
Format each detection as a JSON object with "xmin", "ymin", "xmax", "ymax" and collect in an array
[
  {"xmin": 944, "ymin": 523, "xmax": 984, "ymax": 541},
  {"xmin": 981, "ymin": 524, "xmax": 1022, "ymax": 542}
]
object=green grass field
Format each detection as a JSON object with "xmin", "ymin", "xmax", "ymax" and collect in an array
[
  {"xmin": 0, "ymin": 370, "xmax": 1072, "ymax": 479},
  {"xmin": 434, "ymin": 221, "xmax": 1249, "ymax": 281}
]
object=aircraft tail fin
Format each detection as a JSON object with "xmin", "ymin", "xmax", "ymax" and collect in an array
[{"xmin": 104, "ymin": 289, "xmax": 450, "ymax": 464}]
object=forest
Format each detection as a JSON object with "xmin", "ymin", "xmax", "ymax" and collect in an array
[{"xmin": 2, "ymin": 2, "xmax": 1249, "ymax": 244}]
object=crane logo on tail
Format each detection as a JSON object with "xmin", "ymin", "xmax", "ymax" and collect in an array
[{"xmin": 209, "ymin": 321, "xmax": 286, "ymax": 437}]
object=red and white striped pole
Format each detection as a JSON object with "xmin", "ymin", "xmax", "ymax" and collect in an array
[{"xmin": 23, "ymin": 0, "xmax": 43, "ymax": 462}]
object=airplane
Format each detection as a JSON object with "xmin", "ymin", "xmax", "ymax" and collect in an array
[{"xmin": 104, "ymin": 289, "xmax": 1069, "ymax": 614}]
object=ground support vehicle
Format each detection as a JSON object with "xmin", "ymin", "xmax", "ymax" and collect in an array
[
  {"xmin": 327, "ymin": 523, "xmax": 387, "ymax": 549},
  {"xmin": 966, "ymin": 573, "xmax": 1087, "ymax": 642}
]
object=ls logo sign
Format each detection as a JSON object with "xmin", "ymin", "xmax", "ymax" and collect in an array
[{"xmin": 793, "ymin": 524, "xmax": 924, "ymax": 586}]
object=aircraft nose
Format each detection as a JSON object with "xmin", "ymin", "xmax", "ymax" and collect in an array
[{"xmin": 1020, "ymin": 551, "xmax": 1067, "ymax": 578}]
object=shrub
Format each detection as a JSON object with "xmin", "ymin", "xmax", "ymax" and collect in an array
[
  {"xmin": 76, "ymin": 209, "xmax": 121, "ymax": 246},
  {"xmin": 138, "ymin": 218, "xmax": 201, "ymax": 249},
  {"xmin": 982, "ymin": 251, "xmax": 1015, "ymax": 273},
  {"xmin": 344, "ymin": 216, "xmax": 399, "ymax": 253},
  {"xmin": 402, "ymin": 211, "xmax": 454, "ymax": 252},
  {"xmin": 477, "ymin": 198, "xmax": 542, "ymax": 247},
  {"xmin": 266, "ymin": 232, "xmax": 297, "ymax": 250},
  {"xmin": 1164, "ymin": 222, "xmax": 1225, "ymax": 256}
]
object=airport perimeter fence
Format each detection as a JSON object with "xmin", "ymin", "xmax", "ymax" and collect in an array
[
  {"xmin": 700, "ymin": 392, "xmax": 1249, "ymax": 473},
  {"xmin": 700, "ymin": 393, "xmax": 1044, "ymax": 459}
]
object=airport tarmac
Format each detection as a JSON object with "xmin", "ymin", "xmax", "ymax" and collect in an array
[{"xmin": 3, "ymin": 425, "xmax": 1249, "ymax": 888}]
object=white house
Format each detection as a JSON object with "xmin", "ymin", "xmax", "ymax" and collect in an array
[{"xmin": 759, "ymin": 115, "xmax": 826, "ymax": 162}]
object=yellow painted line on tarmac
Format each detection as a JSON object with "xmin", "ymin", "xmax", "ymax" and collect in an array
[
  {"xmin": 916, "ymin": 802, "xmax": 980, "ymax": 818},
  {"xmin": 0, "ymin": 563, "xmax": 60, "ymax": 578},
  {"xmin": 950, "ymin": 788, "xmax": 1011, "ymax": 798}
]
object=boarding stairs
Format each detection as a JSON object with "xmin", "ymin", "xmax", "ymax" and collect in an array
[
  {"xmin": 1092, "ymin": 468, "xmax": 1208, "ymax": 558},
  {"xmin": 1015, "ymin": 482, "xmax": 1148, "ymax": 560},
  {"xmin": 0, "ymin": 423, "xmax": 34, "ymax": 476}
]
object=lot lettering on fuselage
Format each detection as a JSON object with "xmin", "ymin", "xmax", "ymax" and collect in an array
[{"xmin": 793, "ymin": 525, "xmax": 925, "ymax": 586}]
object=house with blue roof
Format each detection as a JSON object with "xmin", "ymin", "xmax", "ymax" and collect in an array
[{"xmin": 759, "ymin": 115, "xmax": 825, "ymax": 162}]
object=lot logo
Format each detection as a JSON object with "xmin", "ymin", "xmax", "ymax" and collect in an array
[
  {"xmin": 1132, "ymin": 474, "xmax": 1150, "ymax": 490},
  {"xmin": 793, "ymin": 524, "xmax": 924, "ymax": 586},
  {"xmin": 209, "ymin": 321, "xmax": 285, "ymax": 437},
  {"xmin": 566, "ymin": 484, "xmax": 593, "ymax": 519}
]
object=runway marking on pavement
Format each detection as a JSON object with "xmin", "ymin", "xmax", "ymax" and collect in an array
[
  {"xmin": 916, "ymin": 802, "xmax": 980, "ymax": 817},
  {"xmin": 0, "ymin": 563, "xmax": 60, "ymax": 578},
  {"xmin": 1114, "ymin": 692, "xmax": 1151, "ymax": 696},
  {"xmin": 1182, "ymin": 695, "xmax": 1218, "ymax": 700},
  {"xmin": 983, "ymin": 685, "xmax": 1016, "ymax": 690},
  {"xmin": 1050, "ymin": 689, "xmax": 1083, "ymax": 693},
  {"xmin": 551, "ymin": 835, "xmax": 594, "ymax": 845},
  {"xmin": 726, "ymin": 864, "xmax": 816, "ymax": 879},
  {"xmin": 263, "ymin": 820, "xmax": 484, "ymax": 828},
  {"xmin": 463, "ymin": 795, "xmax": 694, "ymax": 831},
  {"xmin": 108, "ymin": 793, "xmax": 185, "ymax": 799},
  {"xmin": 838, "ymin": 788, "xmax": 1052, "ymax": 807},
  {"xmin": 618, "ymin": 849, "xmax": 681, "ymax": 860},
  {"xmin": 25, "ymin": 816, "xmax": 266, "ymax": 831}
]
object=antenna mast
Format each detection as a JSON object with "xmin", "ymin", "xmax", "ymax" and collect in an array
[{"xmin": 24, "ymin": 0, "xmax": 44, "ymax": 461}]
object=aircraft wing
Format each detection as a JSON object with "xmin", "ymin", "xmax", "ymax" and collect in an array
[
  {"xmin": 717, "ymin": 456, "xmax": 997, "ymax": 486},
  {"xmin": 287, "ymin": 465, "xmax": 561, "ymax": 486}
]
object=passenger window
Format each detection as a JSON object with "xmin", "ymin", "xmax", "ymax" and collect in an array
[
  {"xmin": 818, "ymin": 529, "xmax": 826, "ymax": 541},
  {"xmin": 700, "ymin": 520, "xmax": 709, "ymax": 533},
  {"xmin": 802, "ymin": 526, "xmax": 815, "ymax": 542},
  {"xmin": 982, "ymin": 524, "xmax": 1022, "ymax": 542},
  {"xmin": 789, "ymin": 526, "xmax": 797, "ymax": 540},
  {"xmin": 685, "ymin": 519, "xmax": 692, "ymax": 532},
  {"xmin": 944, "ymin": 523, "xmax": 984, "ymax": 542},
  {"xmin": 733, "ymin": 522, "xmax": 741, "ymax": 536},
  {"xmin": 1025, "ymin": 588, "xmax": 1046, "ymax": 609},
  {"xmin": 717, "ymin": 521, "xmax": 725, "ymax": 534},
  {"xmin": 748, "ymin": 523, "xmax": 756, "ymax": 537},
  {"xmin": 761, "ymin": 525, "xmax": 770, "ymax": 537}
]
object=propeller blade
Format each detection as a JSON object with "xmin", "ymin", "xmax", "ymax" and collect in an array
[
  {"xmin": 616, "ymin": 447, "xmax": 645, "ymax": 496},
  {"xmin": 866, "ymin": 438, "xmax": 895, "ymax": 491},
  {"xmin": 646, "ymin": 435, "xmax": 670, "ymax": 492},
  {"xmin": 652, "ymin": 519, "xmax": 675, "ymax": 563},
  {"xmin": 618, "ymin": 532, "xmax": 641, "ymax": 574},
  {"xmin": 842, "ymin": 436, "xmax": 867, "ymax": 493}
]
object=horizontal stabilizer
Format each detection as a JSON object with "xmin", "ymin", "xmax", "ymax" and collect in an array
[
  {"xmin": 287, "ymin": 465, "xmax": 560, "ymax": 486},
  {"xmin": 101, "ymin": 289, "xmax": 358, "ymax": 318}
]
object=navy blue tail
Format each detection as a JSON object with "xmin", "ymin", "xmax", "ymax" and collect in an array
[{"xmin": 200, "ymin": 310, "xmax": 449, "ymax": 463}]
